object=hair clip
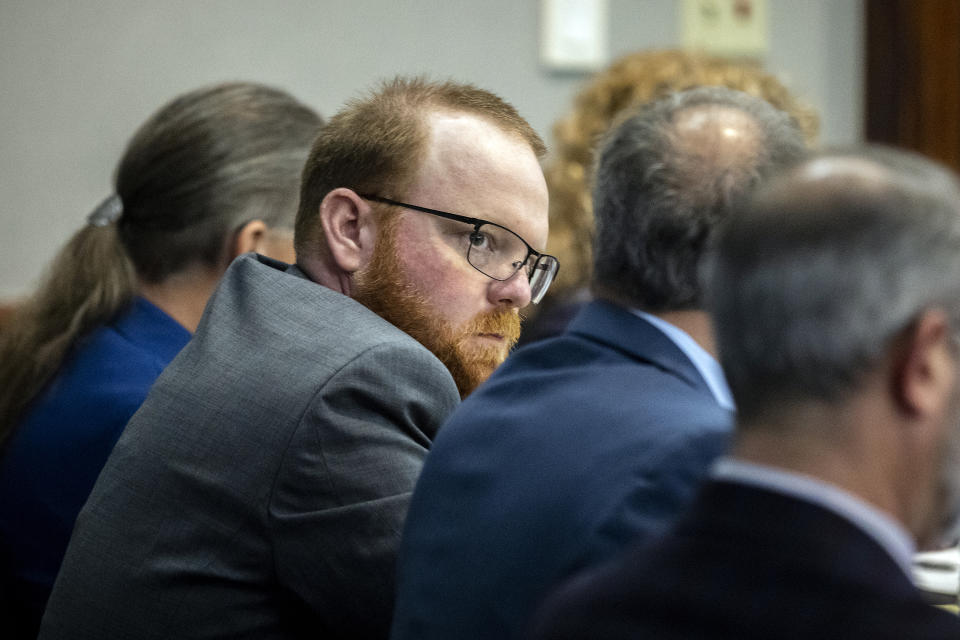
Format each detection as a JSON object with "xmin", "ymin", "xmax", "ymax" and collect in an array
[{"xmin": 87, "ymin": 194, "xmax": 124, "ymax": 227}]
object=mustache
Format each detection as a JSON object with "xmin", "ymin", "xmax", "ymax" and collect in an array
[{"xmin": 460, "ymin": 309, "xmax": 523, "ymax": 347}]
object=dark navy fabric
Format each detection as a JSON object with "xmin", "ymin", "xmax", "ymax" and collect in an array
[
  {"xmin": 530, "ymin": 481, "xmax": 960, "ymax": 640},
  {"xmin": 391, "ymin": 300, "xmax": 733, "ymax": 640},
  {"xmin": 0, "ymin": 297, "xmax": 190, "ymax": 637}
]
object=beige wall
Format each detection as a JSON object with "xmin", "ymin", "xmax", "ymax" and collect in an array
[{"xmin": 0, "ymin": 0, "xmax": 863, "ymax": 298}]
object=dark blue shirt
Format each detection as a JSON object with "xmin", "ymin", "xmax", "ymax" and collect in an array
[{"xmin": 0, "ymin": 297, "xmax": 190, "ymax": 636}]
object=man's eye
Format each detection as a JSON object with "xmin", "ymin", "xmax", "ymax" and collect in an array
[{"xmin": 469, "ymin": 231, "xmax": 491, "ymax": 250}]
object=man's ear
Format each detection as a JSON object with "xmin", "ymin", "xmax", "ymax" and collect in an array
[
  {"xmin": 894, "ymin": 309, "xmax": 956, "ymax": 419},
  {"xmin": 319, "ymin": 188, "xmax": 377, "ymax": 273},
  {"xmin": 231, "ymin": 219, "xmax": 268, "ymax": 259}
]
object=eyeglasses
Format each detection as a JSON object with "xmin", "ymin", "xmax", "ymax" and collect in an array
[{"xmin": 360, "ymin": 194, "xmax": 559, "ymax": 304}]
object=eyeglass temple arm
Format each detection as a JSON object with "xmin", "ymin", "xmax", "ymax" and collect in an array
[{"xmin": 360, "ymin": 194, "xmax": 486, "ymax": 228}]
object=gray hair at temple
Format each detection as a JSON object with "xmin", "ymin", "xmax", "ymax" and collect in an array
[
  {"xmin": 708, "ymin": 146, "xmax": 960, "ymax": 424},
  {"xmin": 590, "ymin": 86, "xmax": 806, "ymax": 311}
]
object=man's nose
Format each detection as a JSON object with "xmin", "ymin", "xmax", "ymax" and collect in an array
[{"xmin": 488, "ymin": 268, "xmax": 532, "ymax": 308}]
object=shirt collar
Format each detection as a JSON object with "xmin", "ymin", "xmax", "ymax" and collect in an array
[
  {"xmin": 631, "ymin": 310, "xmax": 735, "ymax": 410},
  {"xmin": 712, "ymin": 457, "xmax": 917, "ymax": 578}
]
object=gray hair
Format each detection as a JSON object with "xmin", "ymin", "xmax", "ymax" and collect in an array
[
  {"xmin": 708, "ymin": 146, "xmax": 960, "ymax": 423},
  {"xmin": 590, "ymin": 86, "xmax": 806, "ymax": 310},
  {"xmin": 118, "ymin": 82, "xmax": 323, "ymax": 282},
  {"xmin": 0, "ymin": 82, "xmax": 322, "ymax": 449}
]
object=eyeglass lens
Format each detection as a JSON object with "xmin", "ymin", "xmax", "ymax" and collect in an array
[
  {"xmin": 466, "ymin": 223, "xmax": 529, "ymax": 280},
  {"xmin": 528, "ymin": 255, "xmax": 558, "ymax": 304},
  {"xmin": 466, "ymin": 223, "xmax": 558, "ymax": 304}
]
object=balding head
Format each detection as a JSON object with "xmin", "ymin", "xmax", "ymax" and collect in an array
[
  {"xmin": 672, "ymin": 104, "xmax": 766, "ymax": 168},
  {"xmin": 710, "ymin": 146, "xmax": 960, "ymax": 424},
  {"xmin": 591, "ymin": 86, "xmax": 805, "ymax": 311}
]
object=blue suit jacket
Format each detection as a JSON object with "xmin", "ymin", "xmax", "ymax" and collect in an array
[
  {"xmin": 530, "ymin": 480, "xmax": 960, "ymax": 639},
  {"xmin": 0, "ymin": 298, "xmax": 190, "ymax": 638},
  {"xmin": 391, "ymin": 300, "xmax": 733, "ymax": 640}
]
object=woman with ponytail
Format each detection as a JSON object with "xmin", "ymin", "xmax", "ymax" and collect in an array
[{"xmin": 0, "ymin": 82, "xmax": 322, "ymax": 637}]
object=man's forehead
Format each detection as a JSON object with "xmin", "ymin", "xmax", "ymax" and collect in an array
[
  {"xmin": 421, "ymin": 109, "xmax": 531, "ymax": 167},
  {"xmin": 425, "ymin": 108, "xmax": 492, "ymax": 136},
  {"xmin": 399, "ymin": 109, "xmax": 549, "ymax": 249}
]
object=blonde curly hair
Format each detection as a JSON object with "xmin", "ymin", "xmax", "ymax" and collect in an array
[{"xmin": 545, "ymin": 49, "xmax": 819, "ymax": 296}]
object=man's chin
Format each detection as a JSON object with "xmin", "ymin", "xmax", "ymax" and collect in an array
[{"xmin": 444, "ymin": 342, "xmax": 509, "ymax": 398}]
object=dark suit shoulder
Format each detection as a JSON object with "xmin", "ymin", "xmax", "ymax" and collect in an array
[{"xmin": 529, "ymin": 483, "xmax": 960, "ymax": 640}]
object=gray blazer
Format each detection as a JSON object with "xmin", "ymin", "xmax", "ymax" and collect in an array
[{"xmin": 39, "ymin": 254, "xmax": 460, "ymax": 640}]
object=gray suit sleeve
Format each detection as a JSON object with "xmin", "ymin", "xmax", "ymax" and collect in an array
[{"xmin": 268, "ymin": 340, "xmax": 459, "ymax": 638}]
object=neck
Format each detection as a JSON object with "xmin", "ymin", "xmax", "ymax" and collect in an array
[
  {"xmin": 137, "ymin": 266, "xmax": 222, "ymax": 333},
  {"xmin": 731, "ymin": 388, "xmax": 934, "ymax": 545},
  {"xmin": 296, "ymin": 254, "xmax": 352, "ymax": 295},
  {"xmin": 649, "ymin": 309, "xmax": 717, "ymax": 357}
]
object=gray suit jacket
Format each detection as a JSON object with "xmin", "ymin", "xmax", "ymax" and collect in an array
[{"xmin": 39, "ymin": 254, "xmax": 460, "ymax": 640}]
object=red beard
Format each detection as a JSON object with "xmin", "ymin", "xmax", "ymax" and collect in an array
[{"xmin": 352, "ymin": 216, "xmax": 521, "ymax": 398}]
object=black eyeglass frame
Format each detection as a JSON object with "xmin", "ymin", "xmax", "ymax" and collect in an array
[{"xmin": 359, "ymin": 194, "xmax": 559, "ymax": 288}]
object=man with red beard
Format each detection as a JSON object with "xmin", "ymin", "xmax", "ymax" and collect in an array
[{"xmin": 39, "ymin": 77, "xmax": 554, "ymax": 640}]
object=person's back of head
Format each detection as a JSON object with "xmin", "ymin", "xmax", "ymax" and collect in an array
[
  {"xmin": 710, "ymin": 146, "xmax": 960, "ymax": 548},
  {"xmin": 712, "ymin": 147, "xmax": 960, "ymax": 426},
  {"xmin": 116, "ymin": 82, "xmax": 322, "ymax": 281},
  {"xmin": 545, "ymin": 48, "xmax": 819, "ymax": 299},
  {"xmin": 590, "ymin": 86, "xmax": 805, "ymax": 312},
  {"xmin": 0, "ymin": 82, "xmax": 322, "ymax": 448}
]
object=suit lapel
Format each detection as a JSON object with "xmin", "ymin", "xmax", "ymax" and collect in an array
[{"xmin": 565, "ymin": 300, "xmax": 716, "ymax": 396}]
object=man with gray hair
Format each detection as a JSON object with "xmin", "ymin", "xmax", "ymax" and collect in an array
[
  {"xmin": 390, "ymin": 87, "xmax": 806, "ymax": 640},
  {"xmin": 530, "ymin": 147, "xmax": 960, "ymax": 639}
]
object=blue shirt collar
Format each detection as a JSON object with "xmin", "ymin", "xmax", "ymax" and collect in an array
[{"xmin": 631, "ymin": 310, "xmax": 734, "ymax": 411}]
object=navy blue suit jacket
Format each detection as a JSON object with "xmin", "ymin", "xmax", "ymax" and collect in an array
[
  {"xmin": 0, "ymin": 298, "xmax": 189, "ymax": 639},
  {"xmin": 391, "ymin": 300, "xmax": 733, "ymax": 640},
  {"xmin": 530, "ymin": 480, "xmax": 960, "ymax": 639}
]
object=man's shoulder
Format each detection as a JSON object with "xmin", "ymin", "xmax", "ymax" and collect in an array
[
  {"xmin": 428, "ymin": 308, "xmax": 732, "ymax": 477},
  {"xmin": 130, "ymin": 254, "xmax": 456, "ymax": 439},
  {"xmin": 475, "ymin": 324, "xmax": 730, "ymax": 430},
  {"xmin": 503, "ymin": 301, "xmax": 707, "ymax": 384},
  {"xmin": 196, "ymin": 254, "xmax": 440, "ymax": 364},
  {"xmin": 530, "ymin": 488, "xmax": 959, "ymax": 640},
  {"xmin": 531, "ymin": 558, "xmax": 960, "ymax": 640},
  {"xmin": 212, "ymin": 255, "xmax": 399, "ymax": 333}
]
